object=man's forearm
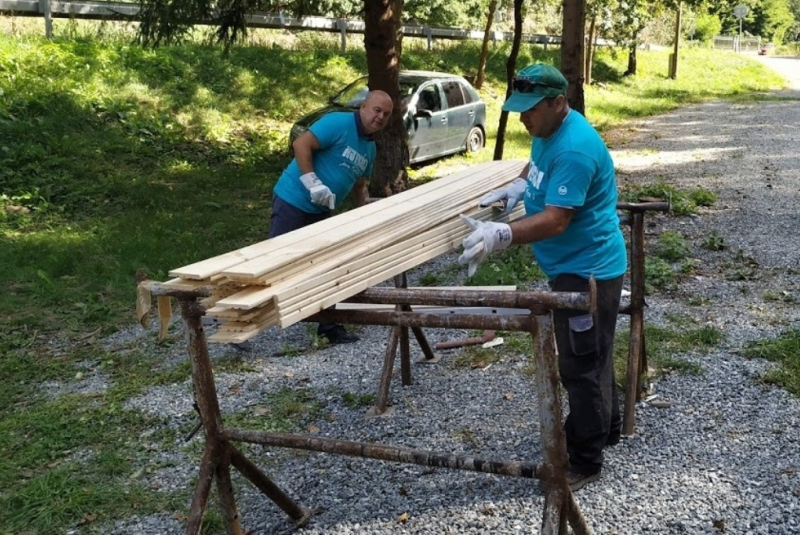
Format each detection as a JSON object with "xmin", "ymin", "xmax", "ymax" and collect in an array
[
  {"xmin": 353, "ymin": 181, "xmax": 368, "ymax": 207},
  {"xmin": 295, "ymin": 148, "xmax": 315, "ymax": 175}
]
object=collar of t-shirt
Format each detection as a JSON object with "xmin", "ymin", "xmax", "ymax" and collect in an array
[{"xmin": 354, "ymin": 111, "xmax": 374, "ymax": 141}]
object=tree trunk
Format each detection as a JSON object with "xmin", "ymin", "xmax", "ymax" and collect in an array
[
  {"xmin": 561, "ymin": 0, "xmax": 586, "ymax": 116},
  {"xmin": 475, "ymin": 0, "xmax": 498, "ymax": 90},
  {"xmin": 493, "ymin": 0, "xmax": 524, "ymax": 161},
  {"xmin": 364, "ymin": 0, "xmax": 409, "ymax": 197},
  {"xmin": 625, "ymin": 42, "xmax": 637, "ymax": 76},
  {"xmin": 585, "ymin": 13, "xmax": 596, "ymax": 85}
]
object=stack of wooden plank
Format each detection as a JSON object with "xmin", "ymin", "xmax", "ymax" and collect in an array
[{"xmin": 160, "ymin": 159, "xmax": 526, "ymax": 343}]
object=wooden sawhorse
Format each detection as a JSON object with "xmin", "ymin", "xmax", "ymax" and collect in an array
[{"xmin": 147, "ymin": 282, "xmax": 600, "ymax": 535}]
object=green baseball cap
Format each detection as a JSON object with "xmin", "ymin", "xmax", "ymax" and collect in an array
[{"xmin": 501, "ymin": 63, "xmax": 568, "ymax": 113}]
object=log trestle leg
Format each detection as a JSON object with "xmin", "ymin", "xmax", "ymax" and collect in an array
[
  {"xmin": 531, "ymin": 313, "xmax": 593, "ymax": 535},
  {"xmin": 178, "ymin": 297, "xmax": 310, "ymax": 534},
  {"xmin": 616, "ymin": 201, "xmax": 670, "ymax": 436},
  {"xmin": 623, "ymin": 211, "xmax": 646, "ymax": 436},
  {"xmin": 373, "ymin": 325, "xmax": 401, "ymax": 415},
  {"xmin": 372, "ymin": 272, "xmax": 437, "ymax": 414}
]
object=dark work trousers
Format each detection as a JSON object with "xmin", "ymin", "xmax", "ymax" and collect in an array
[
  {"xmin": 550, "ymin": 273, "xmax": 624, "ymax": 476},
  {"xmin": 269, "ymin": 195, "xmax": 339, "ymax": 337}
]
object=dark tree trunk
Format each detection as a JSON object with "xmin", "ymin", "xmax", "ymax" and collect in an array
[
  {"xmin": 585, "ymin": 13, "xmax": 596, "ymax": 85},
  {"xmin": 364, "ymin": 0, "xmax": 409, "ymax": 197},
  {"xmin": 475, "ymin": 0, "xmax": 498, "ymax": 90},
  {"xmin": 625, "ymin": 43, "xmax": 637, "ymax": 76},
  {"xmin": 493, "ymin": 0, "xmax": 524, "ymax": 161},
  {"xmin": 561, "ymin": 0, "xmax": 586, "ymax": 115}
]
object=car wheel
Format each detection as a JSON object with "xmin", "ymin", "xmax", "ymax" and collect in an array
[{"xmin": 465, "ymin": 127, "xmax": 484, "ymax": 154}]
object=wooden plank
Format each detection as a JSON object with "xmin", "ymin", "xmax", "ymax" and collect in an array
[
  {"xmin": 160, "ymin": 276, "xmax": 222, "ymax": 290},
  {"xmin": 214, "ymin": 202, "xmax": 522, "ymax": 311},
  {"xmin": 224, "ymin": 162, "xmax": 524, "ymax": 282},
  {"xmin": 278, "ymin": 232, "xmax": 463, "ymax": 327},
  {"xmin": 217, "ymin": 206, "xmax": 524, "ymax": 310},
  {"xmin": 170, "ymin": 160, "xmax": 520, "ymax": 280},
  {"xmin": 275, "ymin": 205, "xmax": 525, "ymax": 328},
  {"xmin": 208, "ymin": 329, "xmax": 260, "ymax": 344},
  {"xmin": 206, "ymin": 303, "xmax": 275, "ymax": 321}
]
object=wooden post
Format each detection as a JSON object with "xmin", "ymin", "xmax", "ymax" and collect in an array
[
  {"xmin": 624, "ymin": 212, "xmax": 646, "ymax": 436},
  {"xmin": 337, "ymin": 18, "xmax": 347, "ymax": 52},
  {"xmin": 670, "ymin": 2, "xmax": 682, "ymax": 80},
  {"xmin": 39, "ymin": 0, "xmax": 52, "ymax": 38}
]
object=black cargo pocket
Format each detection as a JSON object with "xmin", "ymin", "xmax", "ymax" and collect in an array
[{"xmin": 568, "ymin": 314, "xmax": 596, "ymax": 356}]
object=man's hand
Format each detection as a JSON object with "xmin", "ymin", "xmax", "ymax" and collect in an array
[
  {"xmin": 479, "ymin": 177, "xmax": 527, "ymax": 215},
  {"xmin": 458, "ymin": 215, "xmax": 513, "ymax": 276},
  {"xmin": 299, "ymin": 172, "xmax": 336, "ymax": 210}
]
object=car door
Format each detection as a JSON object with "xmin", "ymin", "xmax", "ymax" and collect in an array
[
  {"xmin": 406, "ymin": 82, "xmax": 448, "ymax": 163},
  {"xmin": 442, "ymin": 79, "xmax": 482, "ymax": 154}
]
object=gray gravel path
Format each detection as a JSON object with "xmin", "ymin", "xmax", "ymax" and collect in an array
[{"xmin": 94, "ymin": 57, "xmax": 800, "ymax": 534}]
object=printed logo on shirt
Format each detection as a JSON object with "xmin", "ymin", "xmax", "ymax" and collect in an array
[
  {"xmin": 527, "ymin": 160, "xmax": 545, "ymax": 190},
  {"xmin": 342, "ymin": 146, "xmax": 369, "ymax": 174},
  {"xmin": 558, "ymin": 185, "xmax": 568, "ymax": 196}
]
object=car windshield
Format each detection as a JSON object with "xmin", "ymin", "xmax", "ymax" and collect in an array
[{"xmin": 331, "ymin": 78, "xmax": 418, "ymax": 108}]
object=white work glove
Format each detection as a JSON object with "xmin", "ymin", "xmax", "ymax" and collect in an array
[
  {"xmin": 479, "ymin": 177, "xmax": 527, "ymax": 215},
  {"xmin": 299, "ymin": 172, "xmax": 336, "ymax": 210},
  {"xmin": 458, "ymin": 214, "xmax": 513, "ymax": 276}
]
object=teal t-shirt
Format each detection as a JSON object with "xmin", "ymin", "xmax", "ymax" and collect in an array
[
  {"xmin": 274, "ymin": 112, "xmax": 376, "ymax": 214},
  {"xmin": 522, "ymin": 110, "xmax": 627, "ymax": 280}
]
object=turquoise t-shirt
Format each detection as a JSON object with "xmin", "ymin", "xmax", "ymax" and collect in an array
[
  {"xmin": 274, "ymin": 112, "xmax": 376, "ymax": 214},
  {"xmin": 522, "ymin": 110, "xmax": 627, "ymax": 280}
]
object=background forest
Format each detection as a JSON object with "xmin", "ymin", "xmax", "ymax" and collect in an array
[{"xmin": 274, "ymin": 0, "xmax": 800, "ymax": 45}]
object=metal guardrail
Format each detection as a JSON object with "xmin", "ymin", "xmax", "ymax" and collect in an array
[
  {"xmin": 713, "ymin": 35, "xmax": 761, "ymax": 53},
  {"xmin": 0, "ymin": 0, "xmax": 569, "ymax": 49}
]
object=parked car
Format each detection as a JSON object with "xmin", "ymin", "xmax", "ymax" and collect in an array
[
  {"xmin": 289, "ymin": 71, "xmax": 486, "ymax": 165},
  {"xmin": 758, "ymin": 43, "xmax": 775, "ymax": 55}
]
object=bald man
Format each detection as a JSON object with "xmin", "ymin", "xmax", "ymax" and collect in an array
[{"xmin": 268, "ymin": 90, "xmax": 394, "ymax": 345}]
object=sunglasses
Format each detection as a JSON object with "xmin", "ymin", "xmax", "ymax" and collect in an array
[{"xmin": 512, "ymin": 77, "xmax": 562, "ymax": 93}]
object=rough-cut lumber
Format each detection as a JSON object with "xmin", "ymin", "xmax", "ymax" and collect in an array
[
  {"xmin": 164, "ymin": 160, "xmax": 527, "ymax": 342},
  {"xmin": 223, "ymin": 161, "xmax": 523, "ymax": 283},
  {"xmin": 170, "ymin": 160, "xmax": 522, "ymax": 281}
]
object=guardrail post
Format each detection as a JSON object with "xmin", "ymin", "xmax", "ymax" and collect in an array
[
  {"xmin": 39, "ymin": 0, "xmax": 52, "ymax": 38},
  {"xmin": 337, "ymin": 18, "xmax": 347, "ymax": 52}
]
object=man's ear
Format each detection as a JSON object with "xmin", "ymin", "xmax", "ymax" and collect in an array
[{"xmin": 555, "ymin": 94, "xmax": 568, "ymax": 111}]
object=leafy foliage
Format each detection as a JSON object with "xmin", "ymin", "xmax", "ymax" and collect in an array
[
  {"xmin": 694, "ymin": 12, "xmax": 723, "ymax": 43},
  {"xmin": 467, "ymin": 245, "xmax": 547, "ymax": 288},
  {"xmin": 645, "ymin": 256, "xmax": 678, "ymax": 293},
  {"xmin": 655, "ymin": 231, "xmax": 691, "ymax": 262},
  {"xmin": 403, "ymin": 0, "xmax": 488, "ymax": 29},
  {"xmin": 618, "ymin": 179, "xmax": 716, "ymax": 216}
]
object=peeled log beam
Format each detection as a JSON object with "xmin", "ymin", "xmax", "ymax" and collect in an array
[{"xmin": 223, "ymin": 428, "xmax": 541, "ymax": 479}]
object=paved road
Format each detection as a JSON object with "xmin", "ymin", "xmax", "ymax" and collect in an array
[{"xmin": 754, "ymin": 55, "xmax": 800, "ymax": 93}]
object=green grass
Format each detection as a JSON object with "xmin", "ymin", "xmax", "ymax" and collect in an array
[
  {"xmin": 0, "ymin": 19, "xmax": 792, "ymax": 533},
  {"xmin": 613, "ymin": 316, "xmax": 724, "ymax": 385},
  {"xmin": 741, "ymin": 330, "xmax": 800, "ymax": 395}
]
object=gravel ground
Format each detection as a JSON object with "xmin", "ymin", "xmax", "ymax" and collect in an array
[{"xmin": 94, "ymin": 57, "xmax": 800, "ymax": 534}]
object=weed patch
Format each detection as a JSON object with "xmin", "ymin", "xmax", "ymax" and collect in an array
[
  {"xmin": 613, "ymin": 318, "xmax": 723, "ymax": 384},
  {"xmin": 467, "ymin": 246, "xmax": 546, "ymax": 288},
  {"xmin": 741, "ymin": 329, "xmax": 800, "ymax": 395}
]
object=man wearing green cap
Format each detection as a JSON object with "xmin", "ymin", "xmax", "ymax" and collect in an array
[{"xmin": 458, "ymin": 63, "xmax": 626, "ymax": 491}]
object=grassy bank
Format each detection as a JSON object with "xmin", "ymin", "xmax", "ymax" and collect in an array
[{"xmin": 0, "ymin": 21, "xmax": 790, "ymax": 533}]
